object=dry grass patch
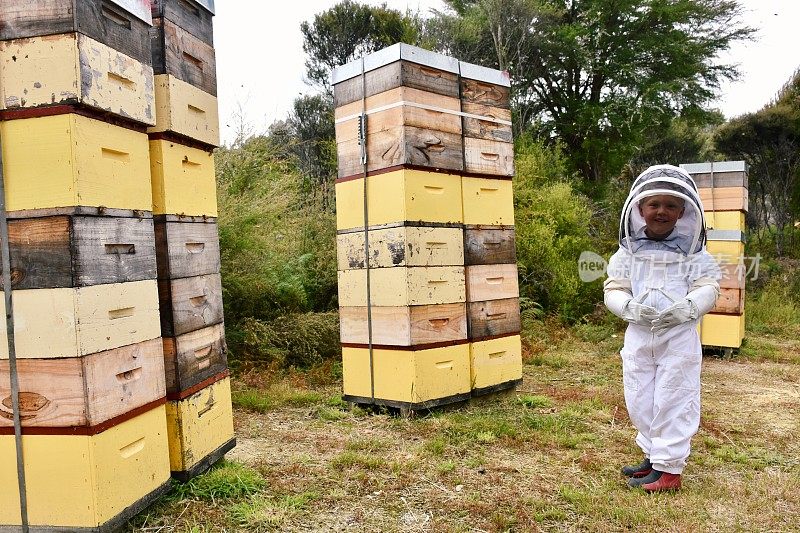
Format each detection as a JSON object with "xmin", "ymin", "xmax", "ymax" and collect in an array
[{"xmin": 125, "ymin": 329, "xmax": 800, "ymax": 532}]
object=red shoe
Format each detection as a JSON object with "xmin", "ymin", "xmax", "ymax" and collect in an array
[{"xmin": 641, "ymin": 472, "xmax": 682, "ymax": 492}]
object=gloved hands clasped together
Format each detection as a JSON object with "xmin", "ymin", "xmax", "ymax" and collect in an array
[
  {"xmin": 604, "ymin": 288, "xmax": 713, "ymax": 336},
  {"xmin": 622, "ymin": 299, "xmax": 696, "ymax": 335}
]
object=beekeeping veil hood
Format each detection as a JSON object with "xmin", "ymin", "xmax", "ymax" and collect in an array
[{"xmin": 619, "ymin": 165, "xmax": 706, "ymax": 255}]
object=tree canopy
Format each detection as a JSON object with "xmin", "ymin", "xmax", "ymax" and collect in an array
[
  {"xmin": 300, "ymin": 1, "xmax": 421, "ymax": 91},
  {"xmin": 425, "ymin": 0, "xmax": 754, "ymax": 185},
  {"xmin": 715, "ymin": 70, "xmax": 800, "ymax": 256}
]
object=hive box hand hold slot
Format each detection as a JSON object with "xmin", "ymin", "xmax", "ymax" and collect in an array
[{"xmin": 0, "ymin": 0, "xmax": 153, "ymax": 66}]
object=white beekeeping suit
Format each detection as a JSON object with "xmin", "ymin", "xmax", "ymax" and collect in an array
[{"xmin": 604, "ymin": 164, "xmax": 721, "ymax": 477}]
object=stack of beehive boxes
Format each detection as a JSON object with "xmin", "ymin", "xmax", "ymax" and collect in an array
[
  {"xmin": 681, "ymin": 161, "xmax": 748, "ymax": 350},
  {"xmin": 333, "ymin": 44, "xmax": 522, "ymax": 411},
  {"xmin": 148, "ymin": 0, "xmax": 235, "ymax": 482},
  {"xmin": 0, "ymin": 1, "xmax": 171, "ymax": 530}
]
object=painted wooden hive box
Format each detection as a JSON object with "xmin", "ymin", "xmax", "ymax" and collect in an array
[
  {"xmin": 165, "ymin": 374, "xmax": 235, "ymax": 480},
  {"xmin": 148, "ymin": 74, "xmax": 219, "ymax": 147},
  {"xmin": 149, "ymin": 140, "xmax": 217, "ymax": 216},
  {"xmin": 0, "ymin": 32, "xmax": 154, "ymax": 125},
  {"xmin": 0, "ymin": 113, "xmax": 152, "ymax": 212},
  {"xmin": 0, "ymin": 405, "xmax": 171, "ymax": 530}
]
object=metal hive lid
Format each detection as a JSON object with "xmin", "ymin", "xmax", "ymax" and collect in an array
[
  {"xmin": 150, "ymin": 0, "xmax": 215, "ymax": 16},
  {"xmin": 679, "ymin": 161, "xmax": 747, "ymax": 174},
  {"xmin": 331, "ymin": 43, "xmax": 509, "ymax": 87},
  {"xmin": 107, "ymin": 0, "xmax": 153, "ymax": 25}
]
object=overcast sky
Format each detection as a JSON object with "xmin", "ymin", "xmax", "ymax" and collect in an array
[{"xmin": 213, "ymin": 0, "xmax": 800, "ymax": 146}]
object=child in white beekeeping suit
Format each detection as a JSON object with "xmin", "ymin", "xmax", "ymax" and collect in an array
[{"xmin": 604, "ymin": 164, "xmax": 721, "ymax": 492}]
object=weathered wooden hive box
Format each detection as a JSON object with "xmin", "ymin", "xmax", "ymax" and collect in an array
[
  {"xmin": 0, "ymin": 0, "xmax": 154, "ymax": 65},
  {"xmin": 333, "ymin": 44, "xmax": 522, "ymax": 409}
]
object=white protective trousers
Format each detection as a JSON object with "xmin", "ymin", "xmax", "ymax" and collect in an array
[
  {"xmin": 621, "ymin": 321, "xmax": 701, "ymax": 474},
  {"xmin": 612, "ymin": 249, "xmax": 711, "ymax": 474}
]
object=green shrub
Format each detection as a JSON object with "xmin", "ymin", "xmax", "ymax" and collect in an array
[
  {"xmin": 237, "ymin": 311, "xmax": 341, "ymax": 367},
  {"xmin": 215, "ymin": 137, "xmax": 339, "ymax": 364},
  {"xmin": 514, "ymin": 136, "xmax": 607, "ymax": 321},
  {"xmin": 745, "ymin": 264, "xmax": 800, "ymax": 336}
]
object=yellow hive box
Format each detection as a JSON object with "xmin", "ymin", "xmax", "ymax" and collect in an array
[
  {"xmin": 470, "ymin": 334, "xmax": 523, "ymax": 393},
  {"xmin": 165, "ymin": 377, "xmax": 235, "ymax": 479},
  {"xmin": 0, "ymin": 280, "xmax": 161, "ymax": 360},
  {"xmin": 149, "ymin": 74, "xmax": 220, "ymax": 147},
  {"xmin": 0, "ymin": 33, "xmax": 155, "ymax": 125},
  {"xmin": 0, "ymin": 405, "xmax": 170, "ymax": 530},
  {"xmin": 336, "ymin": 226, "xmax": 464, "ymax": 269},
  {"xmin": 150, "ymin": 139, "xmax": 218, "ymax": 216},
  {"xmin": 335, "ymin": 169, "xmax": 463, "ymax": 230},
  {"xmin": 462, "ymin": 177, "xmax": 515, "ymax": 226},
  {"xmin": 338, "ymin": 266, "xmax": 465, "ymax": 307},
  {"xmin": 0, "ymin": 114, "xmax": 152, "ymax": 212},
  {"xmin": 705, "ymin": 211, "xmax": 745, "ymax": 231},
  {"xmin": 700, "ymin": 312, "xmax": 745, "ymax": 348},
  {"xmin": 706, "ymin": 240, "xmax": 745, "ymax": 263},
  {"xmin": 342, "ymin": 344, "xmax": 471, "ymax": 405}
]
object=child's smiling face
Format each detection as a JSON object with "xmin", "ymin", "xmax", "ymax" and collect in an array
[{"xmin": 638, "ymin": 194, "xmax": 685, "ymax": 239}]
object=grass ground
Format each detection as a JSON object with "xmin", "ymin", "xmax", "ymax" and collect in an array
[{"xmin": 126, "ymin": 321, "xmax": 800, "ymax": 533}]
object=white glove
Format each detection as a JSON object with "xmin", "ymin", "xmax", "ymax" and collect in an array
[
  {"xmin": 622, "ymin": 301, "xmax": 660, "ymax": 327},
  {"xmin": 605, "ymin": 290, "xmax": 658, "ymax": 327},
  {"xmin": 651, "ymin": 299, "xmax": 698, "ymax": 336}
]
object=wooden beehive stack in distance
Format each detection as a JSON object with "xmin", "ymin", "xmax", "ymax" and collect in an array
[
  {"xmin": 681, "ymin": 161, "xmax": 748, "ymax": 350},
  {"xmin": 148, "ymin": 0, "xmax": 235, "ymax": 482},
  {"xmin": 333, "ymin": 44, "xmax": 522, "ymax": 411},
  {"xmin": 0, "ymin": 1, "xmax": 171, "ymax": 530}
]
